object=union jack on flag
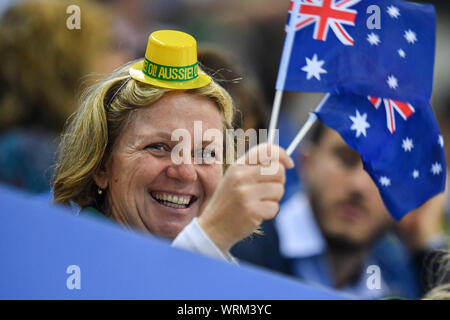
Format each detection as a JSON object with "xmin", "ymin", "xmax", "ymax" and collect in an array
[
  {"xmin": 287, "ymin": 0, "xmax": 360, "ymax": 46},
  {"xmin": 368, "ymin": 96, "xmax": 415, "ymax": 134}
]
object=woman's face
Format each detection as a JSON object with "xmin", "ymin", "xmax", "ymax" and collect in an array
[{"xmin": 98, "ymin": 92, "xmax": 224, "ymax": 239}]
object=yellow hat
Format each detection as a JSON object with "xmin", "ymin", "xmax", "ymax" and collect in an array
[{"xmin": 129, "ymin": 30, "xmax": 211, "ymax": 89}]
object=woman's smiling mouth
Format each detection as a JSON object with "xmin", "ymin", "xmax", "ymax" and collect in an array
[{"xmin": 150, "ymin": 191, "xmax": 198, "ymax": 209}]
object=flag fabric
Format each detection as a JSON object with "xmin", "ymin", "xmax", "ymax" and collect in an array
[
  {"xmin": 275, "ymin": 0, "xmax": 444, "ymax": 220},
  {"xmin": 277, "ymin": 0, "xmax": 436, "ymax": 104},
  {"xmin": 315, "ymin": 92, "xmax": 445, "ymax": 221}
]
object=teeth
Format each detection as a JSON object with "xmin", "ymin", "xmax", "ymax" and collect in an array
[
  {"xmin": 151, "ymin": 192, "xmax": 193, "ymax": 207},
  {"xmin": 163, "ymin": 202, "xmax": 186, "ymax": 209}
]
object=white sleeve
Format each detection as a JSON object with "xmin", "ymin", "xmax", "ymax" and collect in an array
[{"xmin": 171, "ymin": 218, "xmax": 238, "ymax": 265}]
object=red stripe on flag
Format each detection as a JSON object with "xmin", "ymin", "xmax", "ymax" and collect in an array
[
  {"xmin": 334, "ymin": 21, "xmax": 354, "ymax": 44},
  {"xmin": 289, "ymin": 0, "xmax": 314, "ymax": 12},
  {"xmin": 388, "ymin": 100, "xmax": 395, "ymax": 132},
  {"xmin": 369, "ymin": 96, "xmax": 381, "ymax": 108},
  {"xmin": 300, "ymin": 0, "xmax": 357, "ymax": 22},
  {"xmin": 300, "ymin": 0, "xmax": 356, "ymax": 40},
  {"xmin": 392, "ymin": 100, "xmax": 414, "ymax": 119},
  {"xmin": 297, "ymin": 17, "xmax": 315, "ymax": 28},
  {"xmin": 336, "ymin": 0, "xmax": 354, "ymax": 8}
]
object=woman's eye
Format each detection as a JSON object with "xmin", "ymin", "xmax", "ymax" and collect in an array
[
  {"xmin": 203, "ymin": 149, "xmax": 215, "ymax": 158},
  {"xmin": 193, "ymin": 149, "xmax": 221, "ymax": 165},
  {"xmin": 200, "ymin": 149, "xmax": 215, "ymax": 158},
  {"xmin": 191, "ymin": 149, "xmax": 212, "ymax": 160},
  {"xmin": 146, "ymin": 143, "xmax": 169, "ymax": 152}
]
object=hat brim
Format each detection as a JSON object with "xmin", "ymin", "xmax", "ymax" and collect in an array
[{"xmin": 129, "ymin": 61, "xmax": 211, "ymax": 90}]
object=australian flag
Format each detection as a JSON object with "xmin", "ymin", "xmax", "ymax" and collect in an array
[
  {"xmin": 315, "ymin": 93, "xmax": 445, "ymax": 221},
  {"xmin": 277, "ymin": 0, "xmax": 445, "ymax": 220},
  {"xmin": 277, "ymin": 0, "xmax": 435, "ymax": 103}
]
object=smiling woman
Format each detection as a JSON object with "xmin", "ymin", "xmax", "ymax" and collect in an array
[
  {"xmin": 53, "ymin": 30, "xmax": 293, "ymax": 261},
  {"xmin": 93, "ymin": 91, "xmax": 225, "ymax": 239}
]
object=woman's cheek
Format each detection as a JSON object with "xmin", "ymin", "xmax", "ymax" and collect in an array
[
  {"xmin": 210, "ymin": 164, "xmax": 224, "ymax": 188},
  {"xmin": 199, "ymin": 164, "xmax": 223, "ymax": 201}
]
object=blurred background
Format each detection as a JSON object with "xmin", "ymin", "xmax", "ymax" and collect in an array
[{"xmin": 0, "ymin": 0, "xmax": 449, "ymax": 218}]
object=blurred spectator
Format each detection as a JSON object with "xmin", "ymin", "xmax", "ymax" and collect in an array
[
  {"xmin": 232, "ymin": 123, "xmax": 447, "ymax": 299},
  {"xmin": 0, "ymin": 0, "xmax": 130, "ymax": 193}
]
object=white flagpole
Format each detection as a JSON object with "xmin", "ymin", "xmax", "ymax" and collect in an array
[
  {"xmin": 268, "ymin": 0, "xmax": 302, "ymax": 145},
  {"xmin": 286, "ymin": 93, "xmax": 330, "ymax": 156},
  {"xmin": 268, "ymin": 90, "xmax": 284, "ymax": 144}
]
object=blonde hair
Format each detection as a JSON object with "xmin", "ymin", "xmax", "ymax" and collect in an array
[{"xmin": 53, "ymin": 61, "xmax": 235, "ymax": 208}]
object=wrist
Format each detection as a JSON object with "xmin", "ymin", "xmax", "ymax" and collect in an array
[{"xmin": 197, "ymin": 215, "xmax": 232, "ymax": 253}]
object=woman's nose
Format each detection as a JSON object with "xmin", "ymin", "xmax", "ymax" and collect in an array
[{"xmin": 166, "ymin": 163, "xmax": 198, "ymax": 183}]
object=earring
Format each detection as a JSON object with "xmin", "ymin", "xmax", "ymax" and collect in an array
[{"xmin": 98, "ymin": 188, "xmax": 103, "ymax": 195}]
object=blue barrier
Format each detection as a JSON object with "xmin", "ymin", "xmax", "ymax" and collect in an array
[{"xmin": 0, "ymin": 184, "xmax": 348, "ymax": 299}]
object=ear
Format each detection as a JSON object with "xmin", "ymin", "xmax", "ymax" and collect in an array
[{"xmin": 93, "ymin": 167, "xmax": 109, "ymax": 190}]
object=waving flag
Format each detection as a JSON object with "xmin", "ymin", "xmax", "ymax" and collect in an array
[
  {"xmin": 277, "ymin": 0, "xmax": 436, "ymax": 104},
  {"xmin": 315, "ymin": 93, "xmax": 445, "ymax": 220},
  {"xmin": 276, "ymin": 0, "xmax": 445, "ymax": 220},
  {"xmin": 286, "ymin": 0, "xmax": 360, "ymax": 45}
]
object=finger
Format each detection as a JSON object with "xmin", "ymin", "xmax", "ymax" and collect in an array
[
  {"xmin": 277, "ymin": 145, "xmax": 295, "ymax": 170},
  {"xmin": 252, "ymin": 182, "xmax": 285, "ymax": 202},
  {"xmin": 239, "ymin": 143, "xmax": 294, "ymax": 169},
  {"xmin": 253, "ymin": 163, "xmax": 286, "ymax": 184},
  {"xmin": 257, "ymin": 200, "xmax": 280, "ymax": 220},
  {"xmin": 234, "ymin": 183, "xmax": 285, "ymax": 203},
  {"xmin": 228, "ymin": 163, "xmax": 286, "ymax": 185}
]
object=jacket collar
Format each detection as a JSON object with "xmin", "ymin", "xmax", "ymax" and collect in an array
[{"xmin": 275, "ymin": 192, "xmax": 326, "ymax": 258}]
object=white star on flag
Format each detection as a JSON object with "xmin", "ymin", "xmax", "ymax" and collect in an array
[
  {"xmin": 404, "ymin": 30, "xmax": 418, "ymax": 44},
  {"xmin": 412, "ymin": 170, "xmax": 419, "ymax": 179},
  {"xmin": 431, "ymin": 162, "xmax": 443, "ymax": 175},
  {"xmin": 387, "ymin": 75, "xmax": 399, "ymax": 89},
  {"xmin": 402, "ymin": 137, "xmax": 414, "ymax": 152},
  {"xmin": 398, "ymin": 49, "xmax": 406, "ymax": 58},
  {"xmin": 387, "ymin": 6, "xmax": 400, "ymax": 18},
  {"xmin": 438, "ymin": 135, "xmax": 444, "ymax": 148},
  {"xmin": 301, "ymin": 54, "xmax": 327, "ymax": 81},
  {"xmin": 367, "ymin": 33, "xmax": 381, "ymax": 46},
  {"xmin": 379, "ymin": 176, "xmax": 391, "ymax": 187},
  {"xmin": 349, "ymin": 110, "xmax": 370, "ymax": 138}
]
